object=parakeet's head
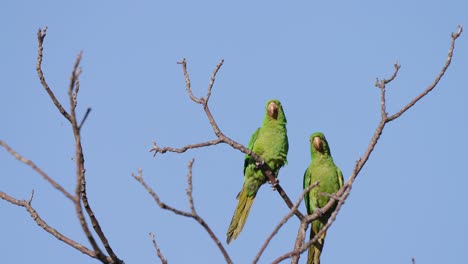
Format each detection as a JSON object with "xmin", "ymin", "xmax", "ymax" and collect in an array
[
  {"xmin": 264, "ymin": 99, "xmax": 287, "ymax": 124},
  {"xmin": 310, "ymin": 132, "xmax": 331, "ymax": 156}
]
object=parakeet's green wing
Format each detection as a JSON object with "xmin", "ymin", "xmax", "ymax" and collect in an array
[
  {"xmin": 337, "ymin": 167, "xmax": 344, "ymax": 189},
  {"xmin": 244, "ymin": 128, "xmax": 260, "ymax": 175},
  {"xmin": 303, "ymin": 167, "xmax": 312, "ymax": 215}
]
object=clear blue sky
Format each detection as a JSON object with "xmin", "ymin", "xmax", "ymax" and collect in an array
[{"xmin": 1, "ymin": 1, "xmax": 467, "ymax": 263}]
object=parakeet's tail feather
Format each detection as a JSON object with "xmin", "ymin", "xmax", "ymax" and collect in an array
[
  {"xmin": 307, "ymin": 229, "xmax": 326, "ymax": 264},
  {"xmin": 226, "ymin": 188, "xmax": 255, "ymax": 244}
]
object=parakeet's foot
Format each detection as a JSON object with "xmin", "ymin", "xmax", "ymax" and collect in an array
[
  {"xmin": 269, "ymin": 179, "xmax": 279, "ymax": 190},
  {"xmin": 319, "ymin": 192, "xmax": 343, "ymax": 202},
  {"xmin": 328, "ymin": 193, "xmax": 343, "ymax": 202},
  {"xmin": 255, "ymin": 159, "xmax": 265, "ymax": 169},
  {"xmin": 314, "ymin": 207, "xmax": 325, "ymax": 218}
]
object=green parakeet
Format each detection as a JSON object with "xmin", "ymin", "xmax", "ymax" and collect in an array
[
  {"xmin": 303, "ymin": 132, "xmax": 343, "ymax": 264},
  {"xmin": 226, "ymin": 99, "xmax": 288, "ymax": 244}
]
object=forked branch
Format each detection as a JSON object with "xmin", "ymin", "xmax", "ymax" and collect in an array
[
  {"xmin": 133, "ymin": 160, "xmax": 233, "ymax": 264},
  {"xmin": 0, "ymin": 191, "xmax": 110, "ymax": 261}
]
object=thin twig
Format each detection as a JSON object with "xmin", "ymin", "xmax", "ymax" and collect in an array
[
  {"xmin": 133, "ymin": 168, "xmax": 192, "ymax": 217},
  {"xmin": 35, "ymin": 27, "xmax": 72, "ymax": 122},
  {"xmin": 0, "ymin": 140, "xmax": 75, "ymax": 201},
  {"xmin": 387, "ymin": 25, "xmax": 462, "ymax": 122},
  {"xmin": 375, "ymin": 63, "xmax": 401, "ymax": 119},
  {"xmin": 186, "ymin": 159, "xmax": 196, "ymax": 214},
  {"xmin": 151, "ymin": 138, "xmax": 223, "ymax": 156},
  {"xmin": 133, "ymin": 164, "xmax": 233, "ymax": 264},
  {"xmin": 34, "ymin": 29, "xmax": 120, "ymax": 263},
  {"xmin": 0, "ymin": 191, "xmax": 112, "ymax": 262},
  {"xmin": 290, "ymin": 221, "xmax": 308, "ymax": 264},
  {"xmin": 150, "ymin": 232, "xmax": 168, "ymax": 264},
  {"xmin": 68, "ymin": 52, "xmax": 82, "ymax": 115},
  {"xmin": 28, "ymin": 189, "xmax": 35, "ymax": 204},
  {"xmin": 177, "ymin": 58, "xmax": 201, "ymax": 104},
  {"xmin": 78, "ymin": 108, "xmax": 92, "ymax": 131},
  {"xmin": 206, "ymin": 59, "xmax": 224, "ymax": 102}
]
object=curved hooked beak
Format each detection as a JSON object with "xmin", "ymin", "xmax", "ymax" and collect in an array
[
  {"xmin": 268, "ymin": 102, "xmax": 278, "ymax": 119},
  {"xmin": 313, "ymin": 136, "xmax": 323, "ymax": 152}
]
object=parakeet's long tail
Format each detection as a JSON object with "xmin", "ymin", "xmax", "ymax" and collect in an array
[
  {"xmin": 226, "ymin": 187, "xmax": 255, "ymax": 244},
  {"xmin": 307, "ymin": 228, "xmax": 326, "ymax": 264}
]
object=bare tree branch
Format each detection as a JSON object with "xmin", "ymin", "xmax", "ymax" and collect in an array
[
  {"xmin": 133, "ymin": 168, "xmax": 192, "ymax": 217},
  {"xmin": 78, "ymin": 107, "xmax": 92, "ymax": 131},
  {"xmin": 149, "ymin": 232, "xmax": 168, "ymax": 264},
  {"xmin": 133, "ymin": 161, "xmax": 233, "ymax": 264},
  {"xmin": 32, "ymin": 27, "xmax": 122, "ymax": 264},
  {"xmin": 151, "ymin": 138, "xmax": 223, "ymax": 155},
  {"xmin": 0, "ymin": 191, "xmax": 112, "ymax": 262},
  {"xmin": 0, "ymin": 140, "xmax": 75, "ymax": 201},
  {"xmin": 388, "ymin": 25, "xmax": 463, "ymax": 122},
  {"xmin": 186, "ymin": 159, "xmax": 196, "ymax": 214},
  {"xmin": 65, "ymin": 50, "xmax": 122, "ymax": 264},
  {"xmin": 150, "ymin": 58, "xmax": 304, "ymax": 220},
  {"xmin": 271, "ymin": 25, "xmax": 463, "ymax": 264},
  {"xmin": 35, "ymin": 27, "xmax": 72, "ymax": 122},
  {"xmin": 60, "ymin": 51, "xmax": 109, "ymax": 263}
]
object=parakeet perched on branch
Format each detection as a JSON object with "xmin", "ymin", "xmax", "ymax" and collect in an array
[
  {"xmin": 303, "ymin": 132, "xmax": 343, "ymax": 264},
  {"xmin": 226, "ymin": 99, "xmax": 288, "ymax": 244}
]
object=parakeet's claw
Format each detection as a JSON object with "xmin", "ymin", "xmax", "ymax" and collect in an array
[
  {"xmin": 328, "ymin": 193, "xmax": 343, "ymax": 202},
  {"xmin": 314, "ymin": 207, "xmax": 325, "ymax": 218},
  {"xmin": 269, "ymin": 179, "xmax": 279, "ymax": 190},
  {"xmin": 319, "ymin": 192, "xmax": 343, "ymax": 202},
  {"xmin": 255, "ymin": 159, "xmax": 265, "ymax": 169}
]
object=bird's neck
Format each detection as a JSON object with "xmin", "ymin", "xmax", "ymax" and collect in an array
[
  {"xmin": 262, "ymin": 119, "xmax": 286, "ymax": 127},
  {"xmin": 311, "ymin": 153, "xmax": 332, "ymax": 164}
]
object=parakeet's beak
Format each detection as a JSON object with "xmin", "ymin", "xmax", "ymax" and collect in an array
[
  {"xmin": 313, "ymin": 137, "xmax": 323, "ymax": 152},
  {"xmin": 268, "ymin": 102, "xmax": 279, "ymax": 119}
]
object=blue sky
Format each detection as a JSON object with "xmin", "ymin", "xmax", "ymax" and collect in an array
[{"xmin": 1, "ymin": 1, "xmax": 467, "ymax": 263}]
